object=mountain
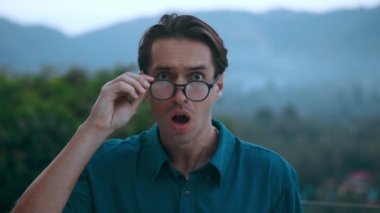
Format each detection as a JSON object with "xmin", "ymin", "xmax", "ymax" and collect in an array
[
  {"xmin": 0, "ymin": 17, "xmax": 156, "ymax": 72},
  {"xmin": 1, "ymin": 8, "xmax": 379, "ymax": 83},
  {"xmin": 0, "ymin": 18, "xmax": 70, "ymax": 71},
  {"xmin": 1, "ymin": 8, "xmax": 380, "ymax": 118},
  {"xmin": 195, "ymin": 8, "xmax": 380, "ymax": 87}
]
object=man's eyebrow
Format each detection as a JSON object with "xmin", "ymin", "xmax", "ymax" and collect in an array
[
  {"xmin": 185, "ymin": 65, "xmax": 206, "ymax": 71},
  {"xmin": 151, "ymin": 65, "xmax": 207, "ymax": 73},
  {"xmin": 152, "ymin": 65, "xmax": 172, "ymax": 71}
]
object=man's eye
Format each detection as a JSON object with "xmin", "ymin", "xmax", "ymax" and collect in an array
[
  {"xmin": 157, "ymin": 72, "xmax": 170, "ymax": 80},
  {"xmin": 191, "ymin": 73, "xmax": 204, "ymax": 81}
]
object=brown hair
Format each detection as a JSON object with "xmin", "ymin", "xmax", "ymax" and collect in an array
[{"xmin": 138, "ymin": 13, "xmax": 228, "ymax": 78}]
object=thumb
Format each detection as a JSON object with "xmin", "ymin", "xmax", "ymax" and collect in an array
[{"xmin": 130, "ymin": 93, "xmax": 146, "ymax": 111}]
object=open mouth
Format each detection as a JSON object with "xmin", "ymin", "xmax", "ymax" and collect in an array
[{"xmin": 172, "ymin": 114, "xmax": 190, "ymax": 124}]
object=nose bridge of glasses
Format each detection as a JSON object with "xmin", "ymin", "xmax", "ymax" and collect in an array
[
  {"xmin": 173, "ymin": 83, "xmax": 186, "ymax": 88},
  {"xmin": 172, "ymin": 83, "xmax": 187, "ymax": 94},
  {"xmin": 168, "ymin": 82, "xmax": 187, "ymax": 101}
]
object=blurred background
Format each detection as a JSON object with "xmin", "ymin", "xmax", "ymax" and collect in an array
[{"xmin": 1, "ymin": 0, "xmax": 380, "ymax": 212}]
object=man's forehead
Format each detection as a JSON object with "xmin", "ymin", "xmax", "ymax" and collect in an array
[
  {"xmin": 147, "ymin": 38, "xmax": 216, "ymax": 75},
  {"xmin": 150, "ymin": 37, "xmax": 211, "ymax": 54}
]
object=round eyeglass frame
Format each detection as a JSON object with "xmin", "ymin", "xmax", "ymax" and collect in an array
[{"xmin": 149, "ymin": 74, "xmax": 221, "ymax": 102}]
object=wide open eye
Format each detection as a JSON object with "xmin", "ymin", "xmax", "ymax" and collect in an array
[
  {"xmin": 157, "ymin": 72, "xmax": 170, "ymax": 81},
  {"xmin": 191, "ymin": 73, "xmax": 204, "ymax": 81}
]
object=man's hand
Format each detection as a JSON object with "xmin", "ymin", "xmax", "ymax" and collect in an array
[
  {"xmin": 85, "ymin": 72, "xmax": 154, "ymax": 132},
  {"xmin": 11, "ymin": 72, "xmax": 154, "ymax": 213}
]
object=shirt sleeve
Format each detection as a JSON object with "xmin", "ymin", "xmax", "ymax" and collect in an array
[
  {"xmin": 272, "ymin": 168, "xmax": 304, "ymax": 213},
  {"xmin": 63, "ymin": 169, "xmax": 93, "ymax": 213}
]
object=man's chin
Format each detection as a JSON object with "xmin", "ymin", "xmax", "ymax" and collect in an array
[
  {"xmin": 170, "ymin": 134, "xmax": 193, "ymax": 145},
  {"xmin": 168, "ymin": 118, "xmax": 191, "ymax": 134}
]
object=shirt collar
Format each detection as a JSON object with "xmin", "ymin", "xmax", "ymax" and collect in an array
[
  {"xmin": 209, "ymin": 119, "xmax": 236, "ymax": 185},
  {"xmin": 140, "ymin": 124, "xmax": 169, "ymax": 182},
  {"xmin": 141, "ymin": 120, "xmax": 236, "ymax": 184}
]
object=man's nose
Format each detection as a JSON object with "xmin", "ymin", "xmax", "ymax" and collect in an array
[{"xmin": 173, "ymin": 85, "xmax": 188, "ymax": 103}]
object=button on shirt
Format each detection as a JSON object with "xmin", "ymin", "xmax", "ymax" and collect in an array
[{"xmin": 64, "ymin": 120, "xmax": 303, "ymax": 213}]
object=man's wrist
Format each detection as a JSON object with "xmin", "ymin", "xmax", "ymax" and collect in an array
[{"xmin": 76, "ymin": 121, "xmax": 113, "ymax": 145}]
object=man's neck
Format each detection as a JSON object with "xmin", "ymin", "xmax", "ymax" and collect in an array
[{"xmin": 163, "ymin": 125, "xmax": 219, "ymax": 178}]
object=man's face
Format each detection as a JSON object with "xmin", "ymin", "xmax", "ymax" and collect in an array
[{"xmin": 146, "ymin": 38, "xmax": 224, "ymax": 144}]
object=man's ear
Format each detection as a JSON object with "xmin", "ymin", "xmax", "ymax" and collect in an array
[{"xmin": 215, "ymin": 73, "xmax": 224, "ymax": 99}]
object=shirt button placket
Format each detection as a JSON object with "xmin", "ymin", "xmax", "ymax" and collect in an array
[
  {"xmin": 180, "ymin": 181, "xmax": 193, "ymax": 213},
  {"xmin": 184, "ymin": 190, "xmax": 191, "ymax": 197}
]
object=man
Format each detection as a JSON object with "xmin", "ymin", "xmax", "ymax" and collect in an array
[{"xmin": 12, "ymin": 14, "xmax": 303, "ymax": 212}]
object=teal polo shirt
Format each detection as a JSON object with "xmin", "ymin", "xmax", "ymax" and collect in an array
[{"xmin": 64, "ymin": 120, "xmax": 303, "ymax": 212}]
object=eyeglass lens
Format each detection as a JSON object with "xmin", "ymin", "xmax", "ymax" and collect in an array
[{"xmin": 150, "ymin": 81, "xmax": 210, "ymax": 101}]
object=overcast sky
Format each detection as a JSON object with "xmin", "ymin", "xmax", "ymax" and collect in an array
[{"xmin": 1, "ymin": 0, "xmax": 379, "ymax": 36}]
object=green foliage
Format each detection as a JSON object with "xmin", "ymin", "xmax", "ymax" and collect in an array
[
  {"xmin": 234, "ymin": 105, "xmax": 380, "ymax": 204},
  {"xmin": 0, "ymin": 66, "xmax": 153, "ymax": 211},
  {"xmin": 1, "ymin": 67, "xmax": 379, "ymax": 211}
]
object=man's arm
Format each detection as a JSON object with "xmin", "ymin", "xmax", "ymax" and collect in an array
[
  {"xmin": 271, "ymin": 164, "xmax": 304, "ymax": 213},
  {"xmin": 11, "ymin": 72, "xmax": 154, "ymax": 213}
]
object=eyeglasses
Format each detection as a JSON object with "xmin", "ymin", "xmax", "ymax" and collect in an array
[{"xmin": 150, "ymin": 75, "xmax": 220, "ymax": 102}]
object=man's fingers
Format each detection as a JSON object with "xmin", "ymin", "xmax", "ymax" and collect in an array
[
  {"xmin": 124, "ymin": 72, "xmax": 154, "ymax": 87},
  {"xmin": 118, "ymin": 76, "xmax": 148, "ymax": 95},
  {"xmin": 131, "ymin": 91, "xmax": 146, "ymax": 108},
  {"xmin": 109, "ymin": 72, "xmax": 154, "ymax": 93},
  {"xmin": 118, "ymin": 81, "xmax": 142, "ymax": 99},
  {"xmin": 129, "ymin": 72, "xmax": 155, "ymax": 89},
  {"xmin": 99, "ymin": 71, "xmax": 155, "ymax": 106},
  {"xmin": 104, "ymin": 81, "xmax": 141, "ymax": 100}
]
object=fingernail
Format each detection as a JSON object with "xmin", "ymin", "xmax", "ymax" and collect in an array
[{"xmin": 146, "ymin": 75, "xmax": 154, "ymax": 80}]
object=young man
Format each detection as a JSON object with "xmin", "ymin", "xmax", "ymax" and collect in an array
[{"xmin": 12, "ymin": 14, "xmax": 303, "ymax": 212}]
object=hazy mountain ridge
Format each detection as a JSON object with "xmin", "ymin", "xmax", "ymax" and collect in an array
[
  {"xmin": 0, "ymin": 18, "xmax": 71, "ymax": 71},
  {"xmin": 1, "ymin": 8, "xmax": 380, "ymax": 118},
  {"xmin": 195, "ymin": 8, "xmax": 380, "ymax": 88},
  {"xmin": 1, "ymin": 8, "xmax": 379, "ymax": 76}
]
